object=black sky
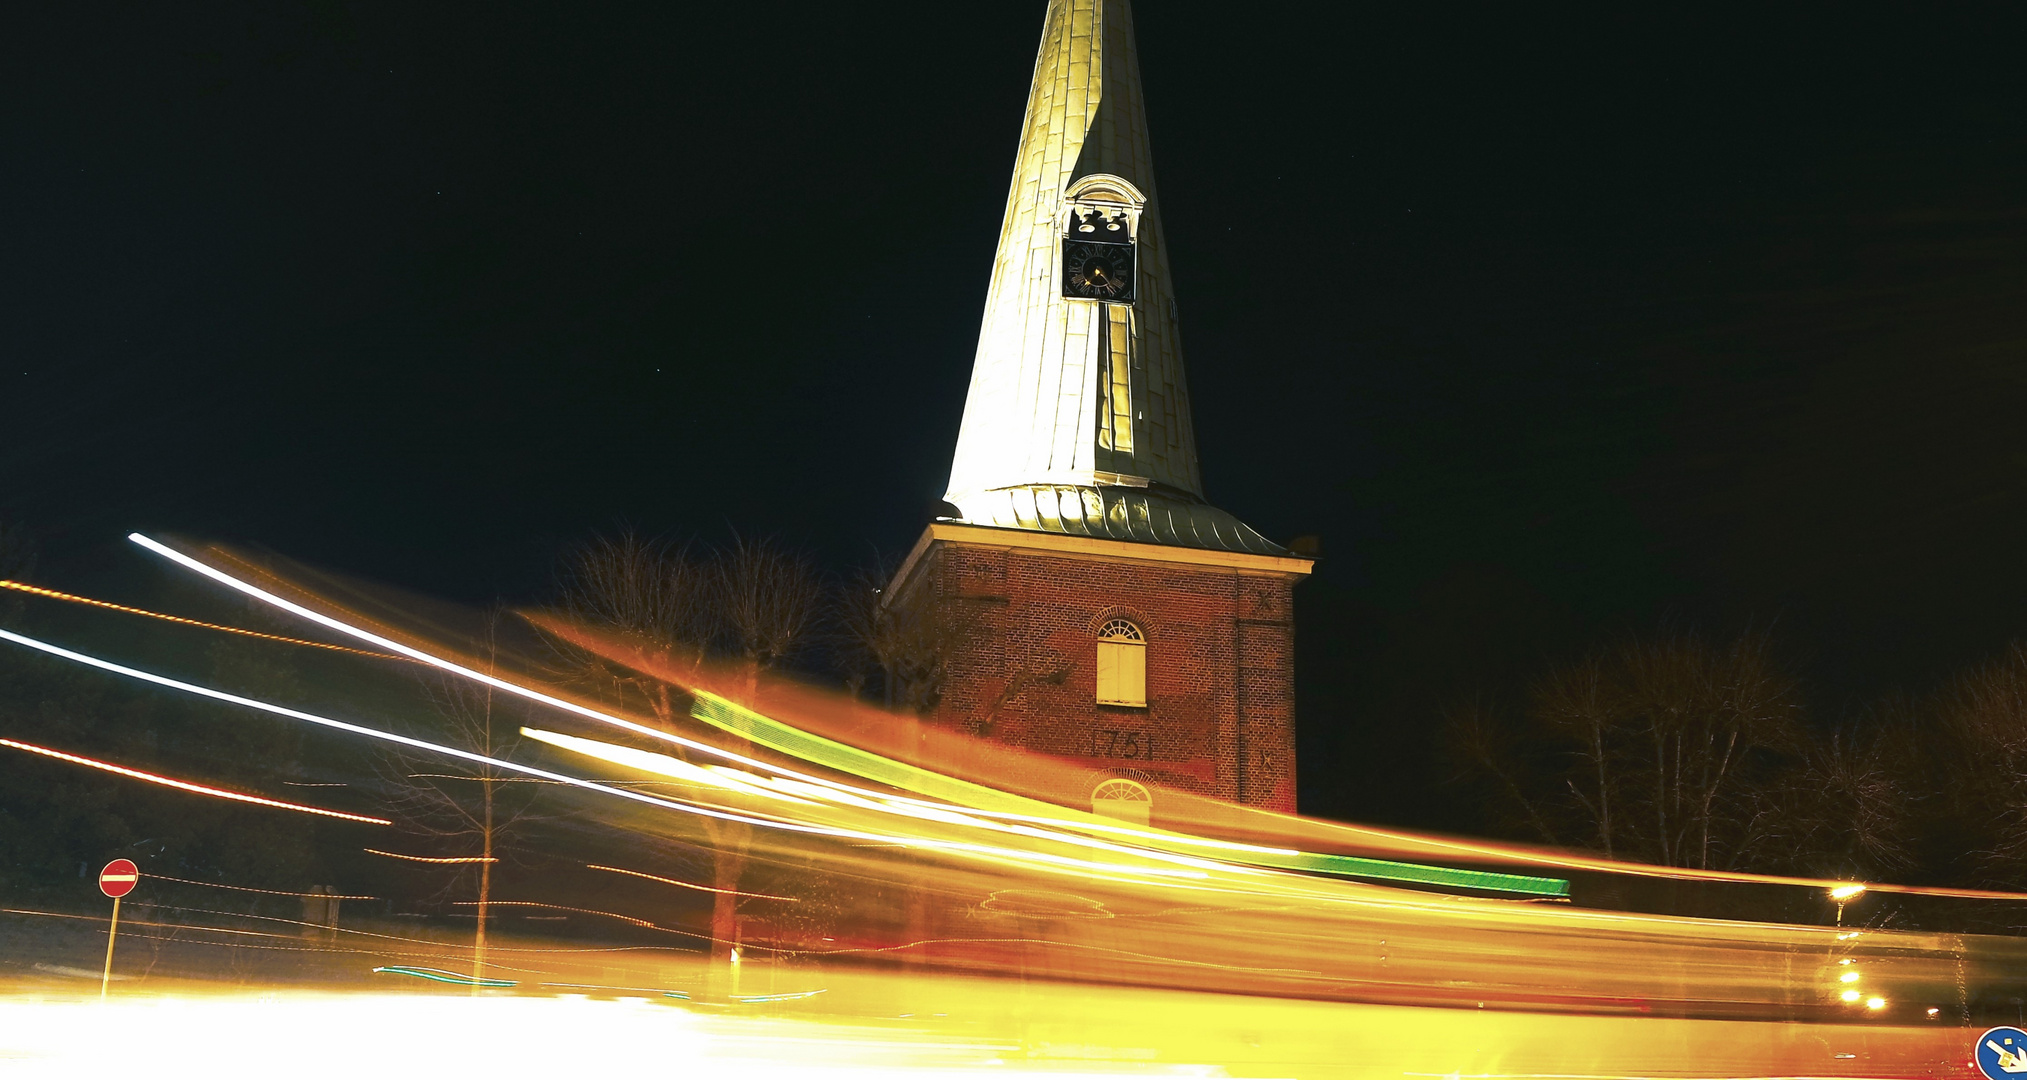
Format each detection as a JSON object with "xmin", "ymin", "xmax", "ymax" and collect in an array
[{"xmin": 6, "ymin": 3, "xmax": 2026, "ymax": 826}]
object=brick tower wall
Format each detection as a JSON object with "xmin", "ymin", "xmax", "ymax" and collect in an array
[{"xmin": 889, "ymin": 533, "xmax": 1301, "ymax": 812}]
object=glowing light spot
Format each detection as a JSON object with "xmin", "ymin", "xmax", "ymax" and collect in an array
[
  {"xmin": 1828, "ymin": 884, "xmax": 1866, "ymax": 900},
  {"xmin": 1839, "ymin": 971, "xmax": 1860, "ymax": 982},
  {"xmin": 1866, "ymin": 997, "xmax": 1886, "ymax": 1010},
  {"xmin": 1840, "ymin": 989, "xmax": 1861, "ymax": 1002}
]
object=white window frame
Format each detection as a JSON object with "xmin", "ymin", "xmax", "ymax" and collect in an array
[{"xmin": 1094, "ymin": 618, "xmax": 1147, "ymax": 707}]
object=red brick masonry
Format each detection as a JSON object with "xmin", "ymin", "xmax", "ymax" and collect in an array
[{"xmin": 887, "ymin": 523, "xmax": 1312, "ymax": 813}]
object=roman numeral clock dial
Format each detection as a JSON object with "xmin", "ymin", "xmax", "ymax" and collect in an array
[{"xmin": 1062, "ymin": 208, "xmax": 1136, "ymax": 302}]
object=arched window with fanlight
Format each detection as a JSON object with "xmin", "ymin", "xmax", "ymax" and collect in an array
[
  {"xmin": 1094, "ymin": 618, "xmax": 1146, "ymax": 707},
  {"xmin": 1090, "ymin": 777, "xmax": 1152, "ymax": 826}
]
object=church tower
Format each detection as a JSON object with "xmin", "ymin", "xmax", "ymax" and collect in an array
[{"xmin": 887, "ymin": 0, "xmax": 1312, "ymax": 814}]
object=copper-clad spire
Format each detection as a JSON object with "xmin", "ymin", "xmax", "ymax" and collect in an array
[{"xmin": 941, "ymin": 0, "xmax": 1283, "ymax": 554}]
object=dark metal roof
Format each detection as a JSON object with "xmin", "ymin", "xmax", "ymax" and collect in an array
[{"xmin": 950, "ymin": 485, "xmax": 1290, "ymax": 557}]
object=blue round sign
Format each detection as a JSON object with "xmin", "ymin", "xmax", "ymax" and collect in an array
[{"xmin": 1975, "ymin": 1026, "xmax": 2027, "ymax": 1080}]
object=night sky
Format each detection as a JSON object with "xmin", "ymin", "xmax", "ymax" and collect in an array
[{"xmin": 7, "ymin": 3, "xmax": 2026, "ymax": 827}]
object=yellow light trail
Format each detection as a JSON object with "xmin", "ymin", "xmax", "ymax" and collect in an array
[
  {"xmin": 586, "ymin": 863, "xmax": 798, "ymax": 902},
  {"xmin": 20, "ymin": 533, "xmax": 2027, "ymax": 1047},
  {"xmin": 363, "ymin": 849, "xmax": 499, "ymax": 865},
  {"xmin": 128, "ymin": 534, "xmax": 1008, "ymax": 822},
  {"xmin": 0, "ymin": 737, "xmax": 391, "ymax": 825},
  {"xmin": 0, "ymin": 628, "xmax": 1219, "ymax": 891},
  {"xmin": 91, "ymin": 535, "xmax": 2027, "ymax": 962},
  {"xmin": 128, "ymin": 535, "xmax": 1532, "ymax": 894},
  {"xmin": 128, "ymin": 533, "xmax": 790, "ymax": 768},
  {"xmin": 0, "ymin": 579, "xmax": 409, "ymax": 662},
  {"xmin": 0, "ymin": 626, "xmax": 795, "ymax": 834},
  {"xmin": 127, "ymin": 531, "xmax": 2027, "ymax": 914},
  {"xmin": 519, "ymin": 726, "xmax": 1219, "ymax": 882},
  {"xmin": 0, "ymin": 979, "xmax": 1987, "ymax": 1079}
]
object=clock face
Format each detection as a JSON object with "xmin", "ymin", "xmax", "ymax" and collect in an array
[{"xmin": 1062, "ymin": 240, "xmax": 1136, "ymax": 302}]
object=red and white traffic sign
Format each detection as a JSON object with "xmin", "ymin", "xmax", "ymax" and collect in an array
[{"xmin": 98, "ymin": 859, "xmax": 139, "ymax": 899}]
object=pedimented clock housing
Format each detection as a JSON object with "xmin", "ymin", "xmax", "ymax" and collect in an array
[{"xmin": 1061, "ymin": 184, "xmax": 1139, "ymax": 303}]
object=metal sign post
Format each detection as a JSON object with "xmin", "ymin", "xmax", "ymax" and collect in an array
[{"xmin": 97, "ymin": 859, "xmax": 138, "ymax": 1001}]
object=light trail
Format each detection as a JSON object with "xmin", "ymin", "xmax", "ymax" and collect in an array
[
  {"xmin": 129, "ymin": 533, "xmax": 798, "ymax": 772},
  {"xmin": 139, "ymin": 536, "xmax": 1242, "ymax": 871},
  {"xmin": 130, "ymin": 534, "xmax": 1556, "ymax": 896},
  {"xmin": 373, "ymin": 965, "xmax": 516, "ymax": 988},
  {"xmin": 679, "ymin": 692, "xmax": 1570, "ymax": 895},
  {"xmin": 586, "ymin": 863, "xmax": 799, "ymax": 902},
  {"xmin": 555, "ymin": 614, "xmax": 2027, "ymax": 906},
  {"xmin": 448, "ymin": 901, "xmax": 671, "ymax": 932},
  {"xmin": 406, "ymin": 772, "xmax": 566, "ymax": 784},
  {"xmin": 0, "ymin": 981, "xmax": 1986, "ymax": 1079},
  {"xmin": 521, "ymin": 726, "xmax": 1232, "ymax": 880},
  {"xmin": 142, "ymin": 873, "xmax": 376, "ymax": 900},
  {"xmin": 12, "ymin": 532, "xmax": 2026, "ymax": 1048},
  {"xmin": 0, "ymin": 627, "xmax": 1232, "ymax": 889},
  {"xmin": 0, "ymin": 737, "xmax": 392, "ymax": 825},
  {"xmin": 0, "ymin": 625, "xmax": 802, "ymax": 832},
  {"xmin": 0, "ymin": 578, "xmax": 408, "ymax": 661},
  {"xmin": 109, "ymin": 536, "xmax": 2027, "ymax": 914},
  {"xmin": 363, "ymin": 849, "xmax": 500, "ymax": 865}
]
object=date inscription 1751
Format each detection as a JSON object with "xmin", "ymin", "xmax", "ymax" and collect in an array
[{"xmin": 1091, "ymin": 728, "xmax": 1155, "ymax": 760}]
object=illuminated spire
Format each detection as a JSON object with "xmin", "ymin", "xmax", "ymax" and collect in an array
[{"xmin": 942, "ymin": 0, "xmax": 1282, "ymax": 554}]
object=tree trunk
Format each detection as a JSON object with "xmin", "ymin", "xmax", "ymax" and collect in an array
[
  {"xmin": 474, "ymin": 775, "xmax": 493, "ymax": 992},
  {"xmin": 1590, "ymin": 716, "xmax": 1613, "ymax": 857},
  {"xmin": 707, "ymin": 660, "xmax": 761, "ymax": 996},
  {"xmin": 711, "ymin": 851, "xmax": 746, "ymax": 965}
]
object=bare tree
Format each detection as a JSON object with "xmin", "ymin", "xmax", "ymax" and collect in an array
[
  {"xmin": 547, "ymin": 530, "xmax": 823, "ymax": 990},
  {"xmin": 557, "ymin": 530, "xmax": 715, "ymax": 659},
  {"xmin": 1747, "ymin": 722, "xmax": 1917, "ymax": 878},
  {"xmin": 1454, "ymin": 630, "xmax": 1808, "ymax": 871},
  {"xmin": 835, "ymin": 561, "xmax": 971, "ymax": 714},
  {"xmin": 1934, "ymin": 642, "xmax": 2027, "ymax": 884},
  {"xmin": 378, "ymin": 617, "xmax": 546, "ymax": 987},
  {"xmin": 718, "ymin": 533, "xmax": 823, "ymax": 681}
]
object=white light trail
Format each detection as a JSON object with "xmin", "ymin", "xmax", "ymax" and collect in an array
[
  {"xmin": 125, "ymin": 533, "xmax": 2027, "ymax": 906},
  {"xmin": 0, "ymin": 625, "xmax": 814, "ymax": 833},
  {"xmin": 129, "ymin": 533, "xmax": 784, "ymax": 772},
  {"xmin": 0, "ymin": 626, "xmax": 1210, "ymax": 884},
  {"xmin": 126, "ymin": 534, "xmax": 1264, "ymax": 873}
]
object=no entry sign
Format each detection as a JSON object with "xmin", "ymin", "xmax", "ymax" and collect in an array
[{"xmin": 98, "ymin": 859, "xmax": 139, "ymax": 899}]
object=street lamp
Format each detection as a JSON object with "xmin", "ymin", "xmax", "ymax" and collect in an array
[{"xmin": 1829, "ymin": 883, "xmax": 1866, "ymax": 927}]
